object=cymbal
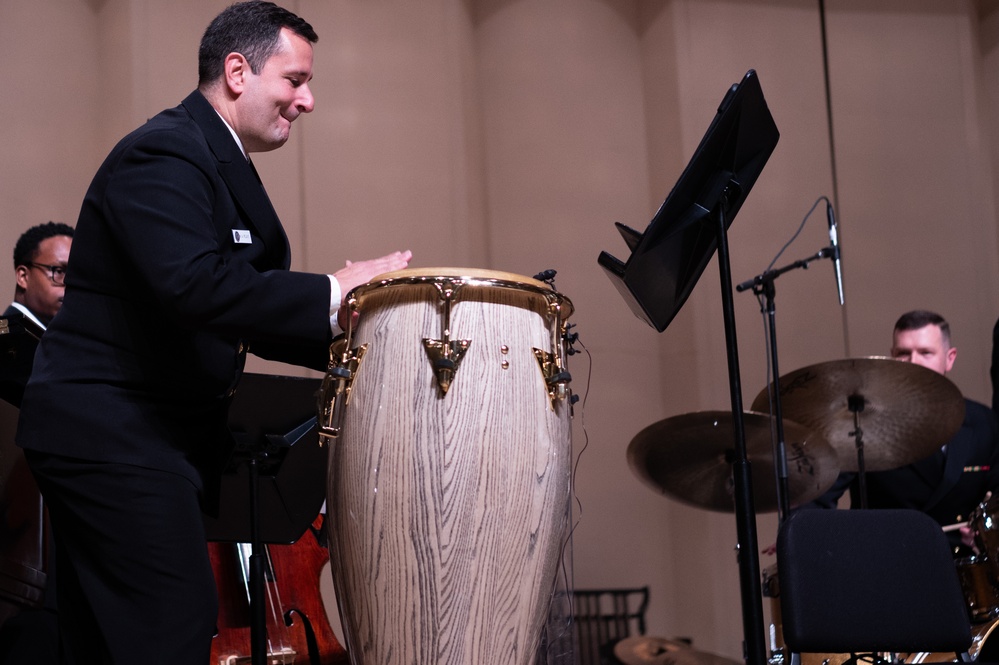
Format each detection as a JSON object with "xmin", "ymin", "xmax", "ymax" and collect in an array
[
  {"xmin": 613, "ymin": 636, "xmax": 741, "ymax": 665},
  {"xmin": 749, "ymin": 357, "xmax": 965, "ymax": 472},
  {"xmin": 626, "ymin": 410, "xmax": 839, "ymax": 513}
]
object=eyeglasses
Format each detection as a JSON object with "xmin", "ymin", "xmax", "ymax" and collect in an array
[{"xmin": 27, "ymin": 262, "xmax": 67, "ymax": 286}]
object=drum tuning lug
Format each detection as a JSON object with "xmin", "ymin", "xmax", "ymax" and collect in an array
[
  {"xmin": 546, "ymin": 370, "xmax": 572, "ymax": 386},
  {"xmin": 328, "ymin": 365, "xmax": 351, "ymax": 379},
  {"xmin": 562, "ymin": 323, "xmax": 581, "ymax": 356},
  {"xmin": 534, "ymin": 349, "xmax": 572, "ymax": 409},
  {"xmin": 317, "ymin": 343, "xmax": 368, "ymax": 442},
  {"xmin": 423, "ymin": 339, "xmax": 471, "ymax": 395}
]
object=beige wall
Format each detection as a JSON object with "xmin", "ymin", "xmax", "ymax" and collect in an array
[{"xmin": 3, "ymin": 0, "xmax": 999, "ymax": 659}]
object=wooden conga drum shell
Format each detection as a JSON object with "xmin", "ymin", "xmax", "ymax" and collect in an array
[{"xmin": 325, "ymin": 269, "xmax": 573, "ymax": 665}]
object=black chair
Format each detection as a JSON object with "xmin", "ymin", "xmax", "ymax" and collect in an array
[
  {"xmin": 776, "ymin": 509, "xmax": 973, "ymax": 663},
  {"xmin": 571, "ymin": 587, "xmax": 650, "ymax": 665}
]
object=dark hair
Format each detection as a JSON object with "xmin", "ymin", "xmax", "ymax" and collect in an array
[
  {"xmin": 13, "ymin": 222, "xmax": 75, "ymax": 269},
  {"xmin": 894, "ymin": 310, "xmax": 951, "ymax": 347},
  {"xmin": 198, "ymin": 1, "xmax": 318, "ymax": 85}
]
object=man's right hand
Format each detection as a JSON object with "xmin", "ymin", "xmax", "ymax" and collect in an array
[
  {"xmin": 333, "ymin": 250, "xmax": 412, "ymax": 329},
  {"xmin": 334, "ymin": 251, "xmax": 412, "ymax": 294}
]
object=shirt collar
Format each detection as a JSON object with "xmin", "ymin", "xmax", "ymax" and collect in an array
[
  {"xmin": 9, "ymin": 302, "xmax": 46, "ymax": 330},
  {"xmin": 215, "ymin": 110, "xmax": 248, "ymax": 160}
]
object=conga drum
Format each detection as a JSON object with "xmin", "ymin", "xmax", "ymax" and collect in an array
[{"xmin": 319, "ymin": 268, "xmax": 575, "ymax": 665}]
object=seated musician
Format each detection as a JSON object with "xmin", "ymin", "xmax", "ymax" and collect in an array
[
  {"xmin": 0, "ymin": 221, "xmax": 73, "ymax": 665},
  {"xmin": 808, "ymin": 310, "xmax": 999, "ymax": 555},
  {"xmin": 0, "ymin": 223, "xmax": 73, "ymax": 406},
  {"xmin": 5, "ymin": 222, "xmax": 73, "ymax": 328}
]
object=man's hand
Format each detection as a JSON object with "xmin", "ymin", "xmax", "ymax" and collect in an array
[
  {"xmin": 960, "ymin": 524, "xmax": 978, "ymax": 550},
  {"xmin": 334, "ymin": 250, "xmax": 412, "ymax": 330}
]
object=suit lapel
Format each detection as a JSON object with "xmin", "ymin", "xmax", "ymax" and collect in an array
[
  {"xmin": 923, "ymin": 436, "xmax": 968, "ymax": 513},
  {"xmin": 180, "ymin": 91, "xmax": 291, "ymax": 269}
]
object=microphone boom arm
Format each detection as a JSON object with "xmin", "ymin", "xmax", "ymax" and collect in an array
[{"xmin": 735, "ymin": 246, "xmax": 833, "ymax": 295}]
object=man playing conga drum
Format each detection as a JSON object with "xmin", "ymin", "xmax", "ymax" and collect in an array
[{"xmin": 14, "ymin": 3, "xmax": 411, "ymax": 662}]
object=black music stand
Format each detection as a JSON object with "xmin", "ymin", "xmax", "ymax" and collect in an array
[
  {"xmin": 204, "ymin": 373, "xmax": 326, "ymax": 544},
  {"xmin": 203, "ymin": 372, "xmax": 326, "ymax": 665},
  {"xmin": 599, "ymin": 69, "xmax": 780, "ymax": 665}
]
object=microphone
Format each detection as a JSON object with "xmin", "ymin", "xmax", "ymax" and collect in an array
[{"xmin": 826, "ymin": 200, "xmax": 845, "ymax": 305}]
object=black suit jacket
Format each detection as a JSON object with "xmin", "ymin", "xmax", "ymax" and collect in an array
[
  {"xmin": 0, "ymin": 306, "xmax": 42, "ymax": 408},
  {"xmin": 16, "ymin": 90, "xmax": 332, "ymax": 503},
  {"xmin": 809, "ymin": 399, "xmax": 999, "ymax": 547}
]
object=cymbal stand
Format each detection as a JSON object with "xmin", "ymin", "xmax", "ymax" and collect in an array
[
  {"xmin": 848, "ymin": 395, "xmax": 868, "ymax": 509},
  {"xmin": 737, "ymin": 245, "xmax": 835, "ymax": 525}
]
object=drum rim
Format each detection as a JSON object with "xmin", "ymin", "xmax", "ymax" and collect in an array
[{"xmin": 348, "ymin": 266, "xmax": 574, "ymax": 319}]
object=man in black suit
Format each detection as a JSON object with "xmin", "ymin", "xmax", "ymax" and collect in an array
[
  {"xmin": 811, "ymin": 310, "xmax": 999, "ymax": 554},
  {"xmin": 15, "ymin": 3, "xmax": 410, "ymax": 663}
]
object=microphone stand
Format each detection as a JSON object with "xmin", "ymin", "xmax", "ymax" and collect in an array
[{"xmin": 736, "ymin": 244, "xmax": 838, "ymax": 525}]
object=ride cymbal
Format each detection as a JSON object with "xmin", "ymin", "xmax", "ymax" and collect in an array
[
  {"xmin": 613, "ymin": 636, "xmax": 741, "ymax": 665},
  {"xmin": 626, "ymin": 410, "xmax": 838, "ymax": 513},
  {"xmin": 749, "ymin": 357, "xmax": 964, "ymax": 472}
]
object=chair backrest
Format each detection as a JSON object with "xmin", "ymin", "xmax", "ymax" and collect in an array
[
  {"xmin": 571, "ymin": 587, "xmax": 650, "ymax": 665},
  {"xmin": 776, "ymin": 508, "xmax": 972, "ymax": 655}
]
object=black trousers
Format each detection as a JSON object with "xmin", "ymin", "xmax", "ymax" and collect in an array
[
  {"xmin": 0, "ymin": 608, "xmax": 59, "ymax": 664},
  {"xmin": 24, "ymin": 450, "xmax": 218, "ymax": 665}
]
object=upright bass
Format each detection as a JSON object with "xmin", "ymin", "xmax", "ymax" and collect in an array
[{"xmin": 209, "ymin": 514, "xmax": 349, "ymax": 665}]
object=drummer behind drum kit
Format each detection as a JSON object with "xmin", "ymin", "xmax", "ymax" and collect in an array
[{"xmin": 625, "ymin": 356, "xmax": 999, "ymax": 663}]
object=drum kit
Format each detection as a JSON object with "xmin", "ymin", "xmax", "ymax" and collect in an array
[
  {"xmin": 888, "ymin": 495, "xmax": 999, "ymax": 664},
  {"xmin": 624, "ymin": 355, "xmax": 999, "ymax": 664}
]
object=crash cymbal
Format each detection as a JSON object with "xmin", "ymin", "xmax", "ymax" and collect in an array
[
  {"xmin": 613, "ymin": 636, "xmax": 741, "ymax": 665},
  {"xmin": 627, "ymin": 410, "xmax": 838, "ymax": 513},
  {"xmin": 749, "ymin": 357, "xmax": 965, "ymax": 472}
]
